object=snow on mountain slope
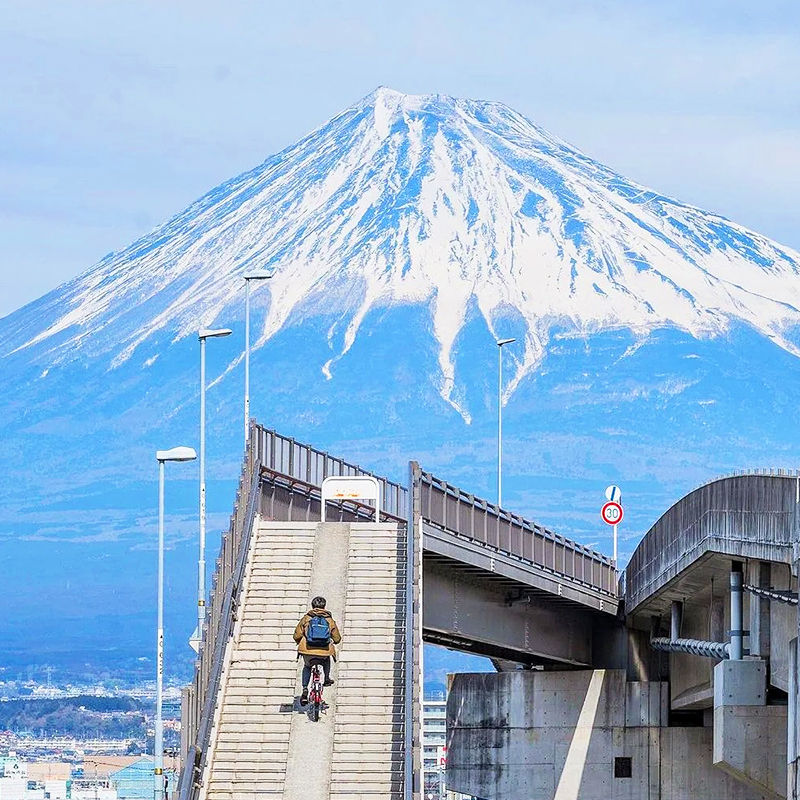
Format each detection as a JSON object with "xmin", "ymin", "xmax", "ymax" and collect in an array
[{"xmin": 4, "ymin": 86, "xmax": 800, "ymax": 423}]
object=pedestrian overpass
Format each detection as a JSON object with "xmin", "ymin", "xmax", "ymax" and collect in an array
[{"xmin": 178, "ymin": 422, "xmax": 618, "ymax": 800}]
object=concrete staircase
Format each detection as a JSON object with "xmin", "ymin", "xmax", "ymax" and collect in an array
[
  {"xmin": 199, "ymin": 519, "xmax": 406, "ymax": 800},
  {"xmin": 330, "ymin": 524, "xmax": 406, "ymax": 799}
]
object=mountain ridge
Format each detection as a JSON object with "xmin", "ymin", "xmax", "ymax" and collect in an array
[{"xmin": 4, "ymin": 87, "xmax": 800, "ymax": 423}]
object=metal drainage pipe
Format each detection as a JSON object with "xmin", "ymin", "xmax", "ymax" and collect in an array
[
  {"xmin": 651, "ymin": 637, "xmax": 730, "ymax": 660},
  {"xmin": 731, "ymin": 561, "xmax": 744, "ymax": 660}
]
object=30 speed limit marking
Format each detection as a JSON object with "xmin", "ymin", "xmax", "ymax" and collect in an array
[{"xmin": 601, "ymin": 501, "xmax": 623, "ymax": 526}]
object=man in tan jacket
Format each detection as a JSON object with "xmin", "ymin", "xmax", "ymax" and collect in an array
[{"xmin": 293, "ymin": 595, "xmax": 342, "ymax": 705}]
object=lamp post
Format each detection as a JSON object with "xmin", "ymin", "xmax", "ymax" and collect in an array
[
  {"xmin": 497, "ymin": 338, "xmax": 516, "ymax": 508},
  {"xmin": 191, "ymin": 329, "xmax": 232, "ymax": 654},
  {"xmin": 244, "ymin": 272, "xmax": 273, "ymax": 444},
  {"xmin": 155, "ymin": 446, "xmax": 197, "ymax": 800}
]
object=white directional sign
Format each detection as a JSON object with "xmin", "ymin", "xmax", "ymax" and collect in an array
[
  {"xmin": 321, "ymin": 475, "xmax": 381, "ymax": 523},
  {"xmin": 605, "ymin": 485, "xmax": 622, "ymax": 502},
  {"xmin": 601, "ymin": 501, "xmax": 623, "ymax": 526}
]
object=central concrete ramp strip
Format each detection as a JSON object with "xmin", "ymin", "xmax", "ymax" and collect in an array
[
  {"xmin": 283, "ymin": 523, "xmax": 350, "ymax": 799},
  {"xmin": 199, "ymin": 519, "xmax": 406, "ymax": 800}
]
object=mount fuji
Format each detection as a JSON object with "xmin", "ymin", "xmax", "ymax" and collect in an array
[{"xmin": 2, "ymin": 87, "xmax": 800, "ymax": 680}]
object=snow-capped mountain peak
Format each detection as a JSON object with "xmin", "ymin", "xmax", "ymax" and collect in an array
[{"xmin": 4, "ymin": 88, "xmax": 800, "ymax": 420}]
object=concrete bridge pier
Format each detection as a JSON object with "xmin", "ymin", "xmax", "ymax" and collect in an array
[{"xmin": 447, "ymin": 552, "xmax": 795, "ymax": 798}]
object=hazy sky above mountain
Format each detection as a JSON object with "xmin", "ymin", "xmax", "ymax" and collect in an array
[{"xmin": 1, "ymin": 0, "xmax": 799, "ymax": 317}]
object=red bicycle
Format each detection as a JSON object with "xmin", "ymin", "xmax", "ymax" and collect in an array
[{"xmin": 308, "ymin": 662, "xmax": 324, "ymax": 721}]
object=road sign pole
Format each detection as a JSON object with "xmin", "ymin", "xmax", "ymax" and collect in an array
[{"xmin": 604, "ymin": 486, "xmax": 622, "ymax": 564}]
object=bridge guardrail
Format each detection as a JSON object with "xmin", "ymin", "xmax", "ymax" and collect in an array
[
  {"xmin": 255, "ymin": 425, "xmax": 408, "ymax": 519},
  {"xmin": 419, "ymin": 471, "xmax": 617, "ymax": 596},
  {"xmin": 179, "ymin": 421, "xmax": 262, "ymax": 800}
]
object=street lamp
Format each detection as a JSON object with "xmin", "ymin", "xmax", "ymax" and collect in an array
[
  {"xmin": 497, "ymin": 338, "xmax": 516, "ymax": 508},
  {"xmin": 191, "ymin": 328, "xmax": 232, "ymax": 654},
  {"xmin": 155, "ymin": 446, "xmax": 197, "ymax": 800},
  {"xmin": 243, "ymin": 272, "xmax": 273, "ymax": 444}
]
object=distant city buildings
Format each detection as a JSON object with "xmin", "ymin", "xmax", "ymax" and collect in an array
[
  {"xmin": 0, "ymin": 754, "xmax": 178, "ymax": 800},
  {"xmin": 0, "ymin": 678, "xmax": 181, "ymax": 800},
  {"xmin": 421, "ymin": 693, "xmax": 478, "ymax": 800}
]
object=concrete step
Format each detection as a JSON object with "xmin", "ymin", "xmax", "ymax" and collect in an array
[
  {"xmin": 205, "ymin": 782, "xmax": 285, "ymax": 796},
  {"xmin": 335, "ymin": 696, "xmax": 405, "ymax": 709},
  {"xmin": 206, "ymin": 778, "xmax": 285, "ymax": 790},
  {"xmin": 346, "ymin": 569, "xmax": 404, "ymax": 576},
  {"xmin": 333, "ymin": 742, "xmax": 404, "ymax": 753},
  {"xmin": 212, "ymin": 752, "xmax": 291, "ymax": 766},
  {"xmin": 334, "ymin": 709, "xmax": 405, "ymax": 721},
  {"xmin": 216, "ymin": 721, "xmax": 292, "ymax": 734},
  {"xmin": 222, "ymin": 693, "xmax": 295, "ymax": 705},
  {"xmin": 329, "ymin": 753, "xmax": 404, "ymax": 764},
  {"xmin": 335, "ymin": 680, "xmax": 405, "ymax": 691},
  {"xmin": 328, "ymin": 782, "xmax": 403, "ymax": 793},
  {"xmin": 329, "ymin": 794, "xmax": 402, "ymax": 800},
  {"xmin": 225, "ymin": 662, "xmax": 298, "ymax": 672},
  {"xmin": 337, "ymin": 638, "xmax": 401, "ymax": 647},
  {"xmin": 215, "ymin": 738, "xmax": 292, "ymax": 749},
  {"xmin": 331, "ymin": 764, "xmax": 405, "ymax": 774}
]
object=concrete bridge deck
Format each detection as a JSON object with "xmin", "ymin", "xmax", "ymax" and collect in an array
[{"xmin": 625, "ymin": 471, "xmax": 799, "ymax": 617}]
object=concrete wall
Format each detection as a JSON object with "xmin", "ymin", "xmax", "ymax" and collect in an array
[
  {"xmin": 769, "ymin": 564, "xmax": 795, "ymax": 694},
  {"xmin": 669, "ymin": 601, "xmax": 717, "ymax": 709},
  {"xmin": 447, "ymin": 671, "xmax": 774, "ymax": 800}
]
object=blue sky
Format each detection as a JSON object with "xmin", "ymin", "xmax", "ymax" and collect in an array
[{"xmin": 1, "ymin": 0, "xmax": 799, "ymax": 317}]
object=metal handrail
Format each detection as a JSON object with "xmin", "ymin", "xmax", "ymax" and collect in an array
[
  {"xmin": 260, "ymin": 465, "xmax": 407, "ymax": 523},
  {"xmin": 178, "ymin": 422, "xmax": 262, "ymax": 800},
  {"xmin": 256, "ymin": 425, "xmax": 408, "ymax": 519},
  {"xmin": 419, "ymin": 470, "xmax": 617, "ymax": 596}
]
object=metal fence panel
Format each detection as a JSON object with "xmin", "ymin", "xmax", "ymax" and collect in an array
[{"xmin": 418, "ymin": 470, "xmax": 616, "ymax": 597}]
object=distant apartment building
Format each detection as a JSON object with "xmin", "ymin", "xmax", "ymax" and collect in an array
[
  {"xmin": 421, "ymin": 693, "xmax": 479, "ymax": 800},
  {"xmin": 0, "ymin": 755, "xmax": 176, "ymax": 800}
]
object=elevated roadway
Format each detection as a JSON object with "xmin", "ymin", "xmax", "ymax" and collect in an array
[
  {"xmin": 626, "ymin": 471, "xmax": 798, "ymax": 617},
  {"xmin": 179, "ymin": 423, "xmax": 621, "ymax": 800}
]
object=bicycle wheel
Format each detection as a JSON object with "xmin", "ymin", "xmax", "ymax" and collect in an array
[{"xmin": 311, "ymin": 699, "xmax": 320, "ymax": 722}]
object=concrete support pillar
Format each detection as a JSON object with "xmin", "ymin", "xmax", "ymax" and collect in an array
[
  {"xmin": 750, "ymin": 561, "xmax": 771, "ymax": 658},
  {"xmin": 731, "ymin": 561, "xmax": 744, "ymax": 661},
  {"xmin": 671, "ymin": 600, "xmax": 683, "ymax": 641}
]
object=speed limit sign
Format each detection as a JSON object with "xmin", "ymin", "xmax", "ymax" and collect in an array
[{"xmin": 601, "ymin": 501, "xmax": 623, "ymax": 525}]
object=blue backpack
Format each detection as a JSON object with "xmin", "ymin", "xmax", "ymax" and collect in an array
[{"xmin": 306, "ymin": 615, "xmax": 331, "ymax": 647}]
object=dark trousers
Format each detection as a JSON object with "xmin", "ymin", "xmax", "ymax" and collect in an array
[{"xmin": 301, "ymin": 655, "xmax": 331, "ymax": 688}]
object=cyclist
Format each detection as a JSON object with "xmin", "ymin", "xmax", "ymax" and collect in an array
[{"xmin": 293, "ymin": 595, "xmax": 341, "ymax": 706}]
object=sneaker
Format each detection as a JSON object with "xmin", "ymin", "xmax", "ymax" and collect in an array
[
  {"xmin": 323, "ymin": 679, "xmax": 334, "ymax": 687},
  {"xmin": 300, "ymin": 689, "xmax": 308, "ymax": 705}
]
